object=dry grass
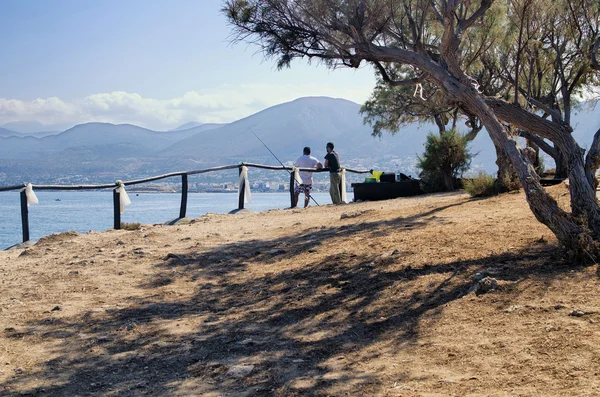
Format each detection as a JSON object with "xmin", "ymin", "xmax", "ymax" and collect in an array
[{"xmin": 1, "ymin": 183, "xmax": 599, "ymax": 396}]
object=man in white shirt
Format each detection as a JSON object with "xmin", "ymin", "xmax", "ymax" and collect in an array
[{"xmin": 293, "ymin": 146, "xmax": 323, "ymax": 208}]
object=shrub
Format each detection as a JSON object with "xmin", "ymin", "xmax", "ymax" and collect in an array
[
  {"xmin": 417, "ymin": 128, "xmax": 473, "ymax": 193},
  {"xmin": 496, "ymin": 170, "xmax": 522, "ymax": 193},
  {"xmin": 535, "ymin": 155, "xmax": 545, "ymax": 176},
  {"xmin": 120, "ymin": 222, "xmax": 141, "ymax": 230},
  {"xmin": 463, "ymin": 171, "xmax": 497, "ymax": 197}
]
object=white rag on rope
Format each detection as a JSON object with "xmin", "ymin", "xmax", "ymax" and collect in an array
[
  {"xmin": 115, "ymin": 180, "xmax": 131, "ymax": 214},
  {"xmin": 238, "ymin": 166, "xmax": 252, "ymax": 204},
  {"xmin": 341, "ymin": 168, "xmax": 347, "ymax": 203},
  {"xmin": 293, "ymin": 166, "xmax": 302, "ymax": 185},
  {"xmin": 413, "ymin": 83, "xmax": 425, "ymax": 100},
  {"xmin": 21, "ymin": 183, "xmax": 39, "ymax": 206}
]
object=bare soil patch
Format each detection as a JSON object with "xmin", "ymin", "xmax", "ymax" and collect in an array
[{"xmin": 1, "ymin": 185, "xmax": 600, "ymax": 396}]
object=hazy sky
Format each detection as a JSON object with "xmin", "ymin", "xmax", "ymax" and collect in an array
[{"xmin": 0, "ymin": 0, "xmax": 376, "ymax": 131}]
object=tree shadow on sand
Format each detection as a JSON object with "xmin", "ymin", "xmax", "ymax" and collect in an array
[{"xmin": 2, "ymin": 203, "xmax": 574, "ymax": 396}]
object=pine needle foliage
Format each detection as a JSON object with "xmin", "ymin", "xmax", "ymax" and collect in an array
[{"xmin": 417, "ymin": 129, "xmax": 473, "ymax": 193}]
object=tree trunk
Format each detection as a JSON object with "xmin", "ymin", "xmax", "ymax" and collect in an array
[
  {"xmin": 443, "ymin": 171, "xmax": 454, "ymax": 191},
  {"xmin": 494, "ymin": 145, "xmax": 521, "ymax": 192},
  {"xmin": 454, "ymin": 86, "xmax": 599, "ymax": 261},
  {"xmin": 584, "ymin": 128, "xmax": 600, "ymax": 190},
  {"xmin": 554, "ymin": 149, "xmax": 569, "ymax": 179},
  {"xmin": 485, "ymin": 98, "xmax": 600, "ymax": 241},
  {"xmin": 526, "ymin": 139, "xmax": 540, "ymax": 173},
  {"xmin": 366, "ymin": 46, "xmax": 600, "ymax": 260}
]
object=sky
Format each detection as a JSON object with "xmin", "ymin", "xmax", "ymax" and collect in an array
[{"xmin": 0, "ymin": 0, "xmax": 376, "ymax": 131}]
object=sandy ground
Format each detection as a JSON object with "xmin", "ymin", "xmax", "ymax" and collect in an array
[{"xmin": 1, "ymin": 184, "xmax": 600, "ymax": 396}]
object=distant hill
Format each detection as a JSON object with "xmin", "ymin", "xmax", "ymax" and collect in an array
[
  {"xmin": 0, "ymin": 127, "xmax": 23, "ymax": 138},
  {"xmin": 173, "ymin": 121, "xmax": 203, "ymax": 131},
  {"xmin": 0, "ymin": 122, "xmax": 207, "ymax": 160},
  {"xmin": 1, "ymin": 120, "xmax": 71, "ymax": 134},
  {"xmin": 159, "ymin": 96, "xmax": 435, "ymax": 167},
  {"xmin": 0, "ymin": 97, "xmax": 598, "ymax": 185},
  {"xmin": 171, "ymin": 122, "xmax": 227, "ymax": 132},
  {"xmin": 174, "ymin": 123, "xmax": 227, "ymax": 133}
]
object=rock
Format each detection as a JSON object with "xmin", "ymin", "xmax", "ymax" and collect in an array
[
  {"xmin": 226, "ymin": 364, "xmax": 254, "ymax": 378},
  {"xmin": 569, "ymin": 309, "xmax": 585, "ymax": 317},
  {"xmin": 164, "ymin": 217, "xmax": 194, "ymax": 225},
  {"xmin": 340, "ymin": 210, "xmax": 373, "ymax": 219},
  {"xmin": 505, "ymin": 305, "xmax": 522, "ymax": 313},
  {"xmin": 473, "ymin": 277, "xmax": 498, "ymax": 295},
  {"xmin": 268, "ymin": 249, "xmax": 285, "ymax": 255},
  {"xmin": 228, "ymin": 208, "xmax": 254, "ymax": 215},
  {"xmin": 473, "ymin": 272, "xmax": 486, "ymax": 282},
  {"xmin": 7, "ymin": 241, "xmax": 34, "ymax": 250},
  {"xmin": 51, "ymin": 305, "xmax": 61, "ymax": 311}
]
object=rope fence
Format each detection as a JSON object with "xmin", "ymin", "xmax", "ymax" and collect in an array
[{"xmin": 1, "ymin": 163, "xmax": 371, "ymax": 245}]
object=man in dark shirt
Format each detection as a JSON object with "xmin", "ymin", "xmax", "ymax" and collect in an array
[{"xmin": 324, "ymin": 142, "xmax": 343, "ymax": 204}]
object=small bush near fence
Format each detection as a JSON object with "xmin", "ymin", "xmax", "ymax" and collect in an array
[
  {"xmin": 417, "ymin": 128, "xmax": 472, "ymax": 193},
  {"xmin": 120, "ymin": 222, "xmax": 141, "ymax": 230},
  {"xmin": 463, "ymin": 172, "xmax": 497, "ymax": 198}
]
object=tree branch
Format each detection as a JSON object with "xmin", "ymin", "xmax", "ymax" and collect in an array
[
  {"xmin": 524, "ymin": 96, "xmax": 564, "ymax": 125},
  {"xmin": 372, "ymin": 62, "xmax": 428, "ymax": 86},
  {"xmin": 458, "ymin": 0, "xmax": 494, "ymax": 34},
  {"xmin": 485, "ymin": 97, "xmax": 567, "ymax": 143},
  {"xmin": 592, "ymin": 37, "xmax": 600, "ymax": 71},
  {"xmin": 518, "ymin": 129, "xmax": 558, "ymax": 158},
  {"xmin": 429, "ymin": 1, "xmax": 444, "ymax": 23},
  {"xmin": 463, "ymin": 114, "xmax": 483, "ymax": 141},
  {"xmin": 585, "ymin": 127, "xmax": 600, "ymax": 189}
]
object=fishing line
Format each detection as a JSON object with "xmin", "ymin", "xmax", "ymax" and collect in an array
[{"xmin": 250, "ymin": 129, "xmax": 320, "ymax": 207}]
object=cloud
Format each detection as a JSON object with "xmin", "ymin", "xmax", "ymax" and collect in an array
[
  {"xmin": 0, "ymin": 97, "xmax": 76, "ymax": 121},
  {"xmin": 0, "ymin": 83, "xmax": 373, "ymax": 131}
]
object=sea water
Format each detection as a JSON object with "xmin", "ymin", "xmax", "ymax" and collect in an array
[{"xmin": 0, "ymin": 191, "xmax": 332, "ymax": 249}]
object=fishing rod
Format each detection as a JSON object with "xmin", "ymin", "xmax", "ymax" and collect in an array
[{"xmin": 250, "ymin": 129, "xmax": 320, "ymax": 207}]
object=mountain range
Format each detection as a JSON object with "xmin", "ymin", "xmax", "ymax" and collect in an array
[{"xmin": 0, "ymin": 96, "xmax": 598, "ymax": 186}]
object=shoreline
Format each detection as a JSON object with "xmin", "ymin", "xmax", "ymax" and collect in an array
[{"xmin": 0, "ymin": 191, "xmax": 335, "ymax": 250}]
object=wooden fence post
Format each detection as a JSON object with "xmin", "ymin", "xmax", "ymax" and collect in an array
[
  {"xmin": 289, "ymin": 171, "xmax": 295, "ymax": 208},
  {"xmin": 20, "ymin": 190, "xmax": 30, "ymax": 242},
  {"xmin": 238, "ymin": 166, "xmax": 245, "ymax": 210},
  {"xmin": 113, "ymin": 189, "xmax": 121, "ymax": 230},
  {"xmin": 180, "ymin": 174, "xmax": 188, "ymax": 219}
]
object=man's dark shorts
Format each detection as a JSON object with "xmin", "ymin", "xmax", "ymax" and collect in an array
[{"xmin": 295, "ymin": 183, "xmax": 313, "ymax": 195}]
